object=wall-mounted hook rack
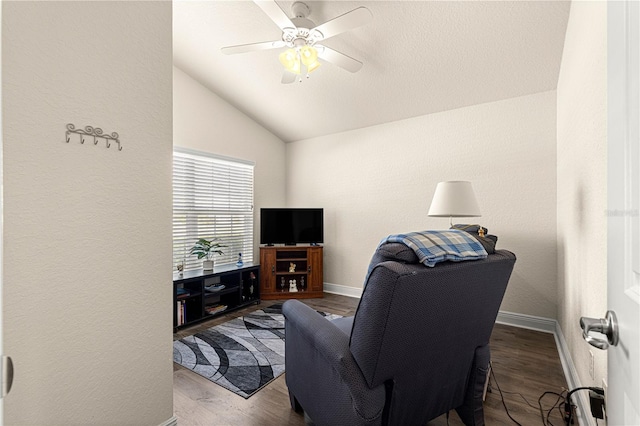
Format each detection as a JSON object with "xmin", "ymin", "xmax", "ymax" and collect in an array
[{"xmin": 65, "ymin": 123, "xmax": 122, "ymax": 151}]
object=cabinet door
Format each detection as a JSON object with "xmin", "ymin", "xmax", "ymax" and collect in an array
[
  {"xmin": 260, "ymin": 248, "xmax": 276, "ymax": 295},
  {"xmin": 308, "ymin": 247, "xmax": 323, "ymax": 292}
]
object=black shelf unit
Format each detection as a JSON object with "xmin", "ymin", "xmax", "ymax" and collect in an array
[{"xmin": 174, "ymin": 263, "xmax": 260, "ymax": 331}]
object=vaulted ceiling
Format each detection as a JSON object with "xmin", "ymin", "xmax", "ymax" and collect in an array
[{"xmin": 173, "ymin": 0, "xmax": 571, "ymax": 142}]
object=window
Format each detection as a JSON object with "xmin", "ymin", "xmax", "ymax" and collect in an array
[{"xmin": 173, "ymin": 148, "xmax": 254, "ymax": 271}]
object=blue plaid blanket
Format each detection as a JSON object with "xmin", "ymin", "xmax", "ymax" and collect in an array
[{"xmin": 380, "ymin": 229, "xmax": 488, "ymax": 267}]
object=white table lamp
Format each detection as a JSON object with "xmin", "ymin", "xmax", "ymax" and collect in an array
[{"xmin": 428, "ymin": 181, "xmax": 481, "ymax": 226}]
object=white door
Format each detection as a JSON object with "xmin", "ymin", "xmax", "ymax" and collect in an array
[
  {"xmin": 607, "ymin": 1, "xmax": 640, "ymax": 424},
  {"xmin": 0, "ymin": 0, "xmax": 4, "ymax": 423},
  {"xmin": 0, "ymin": 2, "xmax": 14, "ymax": 422}
]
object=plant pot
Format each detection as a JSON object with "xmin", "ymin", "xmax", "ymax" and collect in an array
[{"xmin": 203, "ymin": 259, "xmax": 214, "ymax": 271}]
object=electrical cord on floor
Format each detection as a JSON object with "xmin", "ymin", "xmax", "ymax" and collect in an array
[
  {"xmin": 490, "ymin": 363, "xmax": 569, "ymax": 426},
  {"xmin": 537, "ymin": 390, "xmax": 566, "ymax": 426},
  {"xmin": 500, "ymin": 387, "xmax": 564, "ymax": 425},
  {"xmin": 500, "ymin": 388, "xmax": 545, "ymax": 410},
  {"xmin": 489, "ymin": 364, "xmax": 523, "ymax": 425},
  {"xmin": 549, "ymin": 393, "xmax": 567, "ymax": 425}
]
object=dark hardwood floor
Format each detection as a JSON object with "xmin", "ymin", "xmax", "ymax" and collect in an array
[{"xmin": 173, "ymin": 293, "xmax": 568, "ymax": 425}]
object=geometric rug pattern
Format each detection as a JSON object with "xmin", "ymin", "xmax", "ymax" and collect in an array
[{"xmin": 173, "ymin": 303, "xmax": 341, "ymax": 398}]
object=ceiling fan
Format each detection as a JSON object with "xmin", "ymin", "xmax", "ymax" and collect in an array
[{"xmin": 221, "ymin": 0, "xmax": 373, "ymax": 84}]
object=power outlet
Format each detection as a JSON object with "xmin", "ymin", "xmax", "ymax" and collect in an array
[{"xmin": 589, "ymin": 351, "xmax": 595, "ymax": 380}]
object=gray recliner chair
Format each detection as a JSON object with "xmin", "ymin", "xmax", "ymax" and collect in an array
[{"xmin": 283, "ymin": 243, "xmax": 516, "ymax": 426}]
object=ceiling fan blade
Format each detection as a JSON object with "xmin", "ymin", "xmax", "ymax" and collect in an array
[
  {"xmin": 311, "ymin": 7, "xmax": 372, "ymax": 40},
  {"xmin": 316, "ymin": 45, "xmax": 363, "ymax": 73},
  {"xmin": 221, "ymin": 40, "xmax": 285, "ymax": 55},
  {"xmin": 253, "ymin": 0, "xmax": 296, "ymax": 31},
  {"xmin": 281, "ymin": 71, "xmax": 297, "ymax": 84}
]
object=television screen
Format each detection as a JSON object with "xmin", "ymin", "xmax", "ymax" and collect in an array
[{"xmin": 260, "ymin": 208, "xmax": 323, "ymax": 245}]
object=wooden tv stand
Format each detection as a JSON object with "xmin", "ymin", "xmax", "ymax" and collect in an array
[{"xmin": 260, "ymin": 246, "xmax": 323, "ymax": 299}]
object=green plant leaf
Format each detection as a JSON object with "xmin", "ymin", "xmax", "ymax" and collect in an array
[{"xmin": 190, "ymin": 237, "xmax": 226, "ymax": 259}]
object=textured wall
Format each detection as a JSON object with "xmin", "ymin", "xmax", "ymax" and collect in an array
[
  {"xmin": 557, "ymin": 0, "xmax": 608, "ymax": 390},
  {"xmin": 3, "ymin": 2, "xmax": 174, "ymax": 425},
  {"xmin": 287, "ymin": 91, "xmax": 558, "ymax": 318},
  {"xmin": 173, "ymin": 66, "xmax": 286, "ymax": 260}
]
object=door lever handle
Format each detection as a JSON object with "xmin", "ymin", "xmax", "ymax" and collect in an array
[
  {"xmin": 580, "ymin": 310, "xmax": 619, "ymax": 350},
  {"xmin": 2, "ymin": 355, "xmax": 13, "ymax": 398}
]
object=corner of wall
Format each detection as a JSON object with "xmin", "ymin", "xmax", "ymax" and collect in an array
[
  {"xmin": 556, "ymin": 1, "xmax": 607, "ymax": 423},
  {"xmin": 173, "ymin": 65, "xmax": 287, "ymax": 261}
]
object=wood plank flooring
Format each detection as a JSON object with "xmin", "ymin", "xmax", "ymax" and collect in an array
[{"xmin": 173, "ymin": 293, "xmax": 568, "ymax": 425}]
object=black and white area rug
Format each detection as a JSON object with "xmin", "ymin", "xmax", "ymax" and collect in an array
[{"xmin": 173, "ymin": 304, "xmax": 341, "ymax": 398}]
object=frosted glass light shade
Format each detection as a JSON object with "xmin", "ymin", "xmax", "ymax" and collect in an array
[
  {"xmin": 428, "ymin": 181, "xmax": 481, "ymax": 218},
  {"xmin": 306, "ymin": 59, "xmax": 321, "ymax": 73},
  {"xmin": 299, "ymin": 46, "xmax": 321, "ymax": 74},
  {"xmin": 299, "ymin": 45, "xmax": 318, "ymax": 66},
  {"xmin": 279, "ymin": 49, "xmax": 301, "ymax": 74}
]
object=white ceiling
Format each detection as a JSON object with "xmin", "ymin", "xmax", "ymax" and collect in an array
[{"xmin": 173, "ymin": 0, "xmax": 570, "ymax": 142}]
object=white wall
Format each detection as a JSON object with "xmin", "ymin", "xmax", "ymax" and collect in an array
[
  {"xmin": 3, "ymin": 2, "xmax": 174, "ymax": 425},
  {"xmin": 287, "ymin": 91, "xmax": 558, "ymax": 318},
  {"xmin": 557, "ymin": 0, "xmax": 607, "ymax": 390},
  {"xmin": 173, "ymin": 66, "xmax": 286, "ymax": 261}
]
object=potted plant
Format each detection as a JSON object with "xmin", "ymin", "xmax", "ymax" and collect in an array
[{"xmin": 190, "ymin": 238, "xmax": 226, "ymax": 271}]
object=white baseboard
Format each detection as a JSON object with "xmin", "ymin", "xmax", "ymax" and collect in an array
[
  {"xmin": 159, "ymin": 415, "xmax": 178, "ymax": 426},
  {"xmin": 495, "ymin": 310, "xmax": 593, "ymax": 426},
  {"xmin": 496, "ymin": 310, "xmax": 556, "ymax": 333},
  {"xmin": 323, "ymin": 282, "xmax": 362, "ymax": 298},
  {"xmin": 554, "ymin": 324, "xmax": 594, "ymax": 426}
]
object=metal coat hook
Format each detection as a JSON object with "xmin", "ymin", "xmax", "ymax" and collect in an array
[{"xmin": 65, "ymin": 123, "xmax": 122, "ymax": 151}]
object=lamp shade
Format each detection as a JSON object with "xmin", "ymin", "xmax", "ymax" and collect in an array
[
  {"xmin": 427, "ymin": 181, "xmax": 481, "ymax": 218},
  {"xmin": 279, "ymin": 49, "xmax": 301, "ymax": 74}
]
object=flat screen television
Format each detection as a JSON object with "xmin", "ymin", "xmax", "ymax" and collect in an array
[{"xmin": 260, "ymin": 208, "xmax": 324, "ymax": 245}]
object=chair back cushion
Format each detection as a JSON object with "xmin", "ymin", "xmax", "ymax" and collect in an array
[{"xmin": 350, "ymin": 247, "xmax": 515, "ymax": 424}]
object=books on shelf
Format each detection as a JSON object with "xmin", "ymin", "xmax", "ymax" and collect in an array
[{"xmin": 205, "ymin": 304, "xmax": 227, "ymax": 315}]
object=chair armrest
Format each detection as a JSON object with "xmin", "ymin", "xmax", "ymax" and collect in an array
[{"xmin": 283, "ymin": 300, "xmax": 385, "ymax": 425}]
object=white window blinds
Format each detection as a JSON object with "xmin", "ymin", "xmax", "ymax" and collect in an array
[{"xmin": 173, "ymin": 148, "xmax": 254, "ymax": 271}]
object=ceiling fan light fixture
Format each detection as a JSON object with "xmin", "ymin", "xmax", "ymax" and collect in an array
[
  {"xmin": 279, "ymin": 48, "xmax": 301, "ymax": 74},
  {"xmin": 299, "ymin": 45, "xmax": 320, "ymax": 73},
  {"xmin": 307, "ymin": 59, "xmax": 321, "ymax": 73},
  {"xmin": 222, "ymin": 1, "xmax": 373, "ymax": 83},
  {"xmin": 299, "ymin": 45, "xmax": 318, "ymax": 65}
]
